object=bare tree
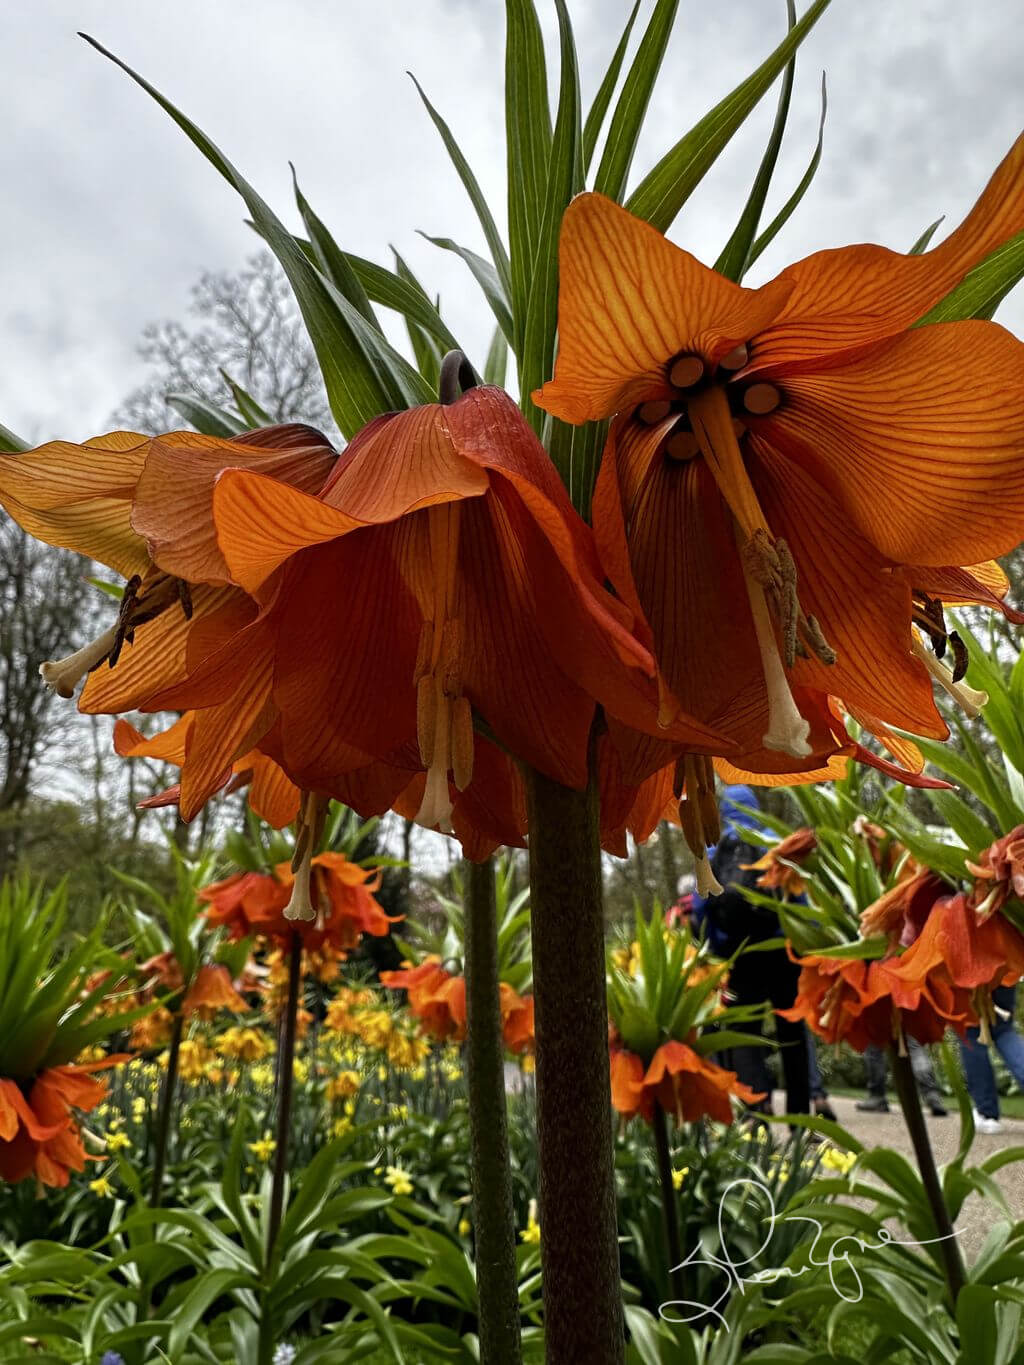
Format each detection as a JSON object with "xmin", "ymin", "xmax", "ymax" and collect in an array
[{"xmin": 113, "ymin": 250, "xmax": 332, "ymax": 436}]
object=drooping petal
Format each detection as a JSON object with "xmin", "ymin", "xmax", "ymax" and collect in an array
[
  {"xmin": 132, "ymin": 425, "xmax": 339, "ymax": 584},
  {"xmin": 535, "ymin": 192, "xmax": 791, "ymax": 423},
  {"xmin": 747, "ymin": 433, "xmax": 945, "ymax": 737},
  {"xmin": 757, "ymin": 322, "xmax": 1024, "ymax": 565},
  {"xmin": 0, "ymin": 431, "xmax": 151, "ymax": 576},
  {"xmin": 113, "ymin": 714, "xmax": 193, "ymax": 765}
]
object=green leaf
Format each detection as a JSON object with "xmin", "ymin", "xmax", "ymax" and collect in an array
[
  {"xmin": 909, "ymin": 216, "xmax": 944, "ymax": 254},
  {"xmin": 504, "ymin": 0, "xmax": 553, "ymax": 349},
  {"xmin": 519, "ymin": 0, "xmax": 582, "ymax": 434},
  {"xmin": 582, "ymin": 3, "xmax": 641, "ymax": 173},
  {"xmin": 593, "ymin": 0, "xmax": 679, "ymax": 201},
  {"xmin": 715, "ymin": 0, "xmax": 797, "ymax": 281},
  {"xmin": 746, "ymin": 72, "xmax": 827, "ymax": 270},
  {"xmin": 408, "ymin": 72, "xmax": 511, "ymax": 296},
  {"xmin": 916, "ymin": 226, "xmax": 1024, "ymax": 323},
  {"xmin": 0, "ymin": 421, "xmax": 29, "ymax": 452},
  {"xmin": 166, "ymin": 392, "xmax": 245, "ymax": 438},
  {"xmin": 627, "ymin": 0, "xmax": 833, "ymax": 232},
  {"xmin": 218, "ymin": 369, "xmax": 272, "ymax": 429},
  {"xmin": 420, "ymin": 233, "xmax": 514, "ymax": 342},
  {"xmin": 346, "ymin": 251, "xmax": 461, "ymax": 354},
  {"xmin": 483, "ymin": 324, "xmax": 509, "ymax": 388},
  {"xmin": 81, "ymin": 34, "xmax": 433, "ymax": 435},
  {"xmin": 290, "ymin": 164, "xmax": 379, "ymax": 328},
  {"xmin": 167, "ymin": 1268, "xmax": 256, "ymax": 1359}
]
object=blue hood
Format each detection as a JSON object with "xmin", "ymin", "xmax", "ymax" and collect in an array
[{"xmin": 718, "ymin": 784, "xmax": 770, "ymax": 842}]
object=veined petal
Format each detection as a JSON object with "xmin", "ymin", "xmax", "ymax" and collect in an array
[
  {"xmin": 132, "ymin": 426, "xmax": 338, "ymax": 584},
  {"xmin": 113, "ymin": 714, "xmax": 193, "ymax": 764},
  {"xmin": 759, "ymin": 322, "xmax": 1024, "ymax": 565},
  {"xmin": 179, "ymin": 667, "xmax": 276, "ymax": 822},
  {"xmin": 0, "ymin": 431, "xmax": 151, "ymax": 576},
  {"xmin": 80, "ymin": 585, "xmax": 255, "ymax": 713},
  {"xmin": 753, "ymin": 131, "xmax": 1024, "ymax": 369},
  {"xmin": 748, "ymin": 434, "xmax": 945, "ymax": 737},
  {"xmin": 534, "ymin": 192, "xmax": 791, "ymax": 423},
  {"xmin": 243, "ymin": 751, "xmax": 302, "ymax": 828},
  {"xmin": 900, "ymin": 561, "xmax": 1024, "ymax": 624}
]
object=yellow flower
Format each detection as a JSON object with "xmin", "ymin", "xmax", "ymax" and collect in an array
[
  {"xmin": 326, "ymin": 1071, "xmax": 361, "ymax": 1104},
  {"xmin": 671, "ymin": 1166, "xmax": 690, "ymax": 1191},
  {"xmin": 106, "ymin": 1131, "xmax": 132, "ymax": 1154},
  {"xmin": 250, "ymin": 1064, "xmax": 274, "ymax": 1089},
  {"xmin": 520, "ymin": 1198, "xmax": 541, "ymax": 1244},
  {"xmin": 384, "ymin": 1166, "xmax": 414, "ymax": 1196},
  {"xmin": 171, "ymin": 1038, "xmax": 216, "ymax": 1083},
  {"xmin": 820, "ymin": 1146, "xmax": 858, "ymax": 1176},
  {"xmin": 458, "ymin": 1217, "xmax": 472, "ymax": 1238},
  {"xmin": 131, "ymin": 1097, "xmax": 147, "ymax": 1121},
  {"xmin": 89, "ymin": 1175, "xmax": 115, "ymax": 1198},
  {"xmin": 219, "ymin": 1026, "xmax": 273, "ymax": 1062},
  {"xmin": 521, "ymin": 1055, "xmax": 535, "ymax": 1075},
  {"xmin": 330, "ymin": 1117, "xmax": 352, "ymax": 1139},
  {"xmin": 248, "ymin": 1136, "xmax": 277, "ymax": 1162},
  {"xmin": 377, "ymin": 1065, "xmax": 388, "ymax": 1083}
]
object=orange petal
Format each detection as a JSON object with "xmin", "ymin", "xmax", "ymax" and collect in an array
[
  {"xmin": 759, "ymin": 322, "xmax": 1024, "ymax": 565},
  {"xmin": 535, "ymin": 193, "xmax": 791, "ymax": 423},
  {"xmin": 132, "ymin": 425, "xmax": 338, "ymax": 584},
  {"xmin": 113, "ymin": 714, "xmax": 193, "ymax": 765},
  {"xmin": 242, "ymin": 752, "xmax": 301, "ymax": 828},
  {"xmin": 0, "ymin": 432, "xmax": 151, "ymax": 576}
]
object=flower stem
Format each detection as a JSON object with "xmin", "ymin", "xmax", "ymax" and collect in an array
[
  {"xmin": 525, "ymin": 758, "xmax": 625, "ymax": 1365},
  {"xmin": 267, "ymin": 931, "xmax": 302, "ymax": 1259},
  {"xmin": 651, "ymin": 1104, "xmax": 686, "ymax": 1307},
  {"xmin": 150, "ymin": 1010, "xmax": 183, "ymax": 1208},
  {"xmin": 889, "ymin": 1046, "xmax": 965, "ymax": 1304},
  {"xmin": 464, "ymin": 857, "xmax": 522, "ymax": 1365}
]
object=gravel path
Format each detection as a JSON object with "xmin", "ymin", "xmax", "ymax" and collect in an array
[{"xmin": 776, "ymin": 1091, "xmax": 1024, "ymax": 1261}]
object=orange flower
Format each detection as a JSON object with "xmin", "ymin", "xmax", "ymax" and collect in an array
[
  {"xmin": 273, "ymin": 852, "xmax": 400, "ymax": 952},
  {"xmin": 535, "ymin": 140, "xmax": 1024, "ymax": 793},
  {"xmin": 0, "ymin": 1060, "xmax": 121, "ymax": 1188},
  {"xmin": 180, "ymin": 964, "xmax": 248, "ymax": 1018},
  {"xmin": 742, "ymin": 827, "xmax": 817, "ymax": 896},
  {"xmin": 967, "ymin": 825, "xmax": 1024, "ymax": 918},
  {"xmin": 199, "ymin": 871, "xmax": 291, "ymax": 942},
  {"xmin": 610, "ymin": 1040, "xmax": 762, "ymax": 1125},
  {"xmin": 192, "ymin": 386, "xmax": 724, "ymax": 835},
  {"xmin": 858, "ymin": 869, "xmax": 944, "ymax": 943},
  {"xmin": 502, "ymin": 991, "xmax": 535, "ymax": 1055},
  {"xmin": 381, "ymin": 958, "xmax": 466, "ymax": 1041}
]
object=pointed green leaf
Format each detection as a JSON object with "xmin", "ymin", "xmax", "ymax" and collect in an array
[
  {"xmin": 583, "ymin": 2, "xmax": 641, "ymax": 172},
  {"xmin": 715, "ymin": 1, "xmax": 797, "ymax": 281},
  {"xmin": 219, "ymin": 369, "xmax": 273, "ymax": 428},
  {"xmin": 290, "ymin": 165, "xmax": 380, "ymax": 328},
  {"xmin": 505, "ymin": 0, "xmax": 553, "ymax": 348},
  {"xmin": 420, "ymin": 232, "xmax": 515, "ymax": 341},
  {"xmin": 627, "ymin": 0, "xmax": 833, "ymax": 231},
  {"xmin": 409, "ymin": 72, "xmax": 511, "ymax": 295},
  {"xmin": 746, "ymin": 71, "xmax": 828, "ymax": 269},
  {"xmin": 165, "ymin": 392, "xmax": 245, "ymax": 438},
  {"xmin": 909, "ymin": 216, "xmax": 944, "ymax": 255},
  {"xmin": 81, "ymin": 34, "xmax": 433, "ymax": 435},
  {"xmin": 0, "ymin": 422, "xmax": 28, "ymax": 453},
  {"xmin": 915, "ymin": 226, "xmax": 1024, "ymax": 324},
  {"xmin": 483, "ymin": 324, "xmax": 509, "ymax": 387},
  {"xmin": 347, "ymin": 251, "xmax": 461, "ymax": 353},
  {"xmin": 520, "ymin": 0, "xmax": 582, "ymax": 434},
  {"xmin": 593, "ymin": 0, "xmax": 679, "ymax": 201}
]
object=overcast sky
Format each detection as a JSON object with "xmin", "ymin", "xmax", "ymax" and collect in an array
[{"xmin": 3, "ymin": 1, "xmax": 1024, "ymax": 443}]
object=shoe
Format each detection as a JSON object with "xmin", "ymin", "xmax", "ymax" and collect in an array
[
  {"xmin": 929, "ymin": 1102, "xmax": 948, "ymax": 1117},
  {"xmin": 973, "ymin": 1108, "xmax": 1004, "ymax": 1135},
  {"xmin": 855, "ymin": 1096, "xmax": 890, "ymax": 1113},
  {"xmin": 814, "ymin": 1099, "xmax": 838, "ymax": 1122}
]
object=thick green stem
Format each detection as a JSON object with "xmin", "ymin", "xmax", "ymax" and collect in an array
[
  {"xmin": 651, "ymin": 1104, "xmax": 686, "ymax": 1308},
  {"xmin": 890, "ymin": 1047, "xmax": 965, "ymax": 1304},
  {"xmin": 465, "ymin": 857, "xmax": 523, "ymax": 1365},
  {"xmin": 525, "ymin": 762, "xmax": 625, "ymax": 1365},
  {"xmin": 150, "ymin": 1010, "xmax": 183, "ymax": 1208},
  {"xmin": 267, "ymin": 931, "xmax": 302, "ymax": 1258}
]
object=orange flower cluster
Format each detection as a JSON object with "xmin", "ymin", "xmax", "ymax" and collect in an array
[
  {"xmin": 968, "ymin": 825, "xmax": 1024, "ymax": 919},
  {"xmin": 199, "ymin": 853, "xmax": 396, "ymax": 954},
  {"xmin": 0, "ymin": 1060, "xmax": 122, "ymax": 1188},
  {"xmin": 742, "ymin": 826, "xmax": 817, "ymax": 897},
  {"xmin": 380, "ymin": 957, "xmax": 535, "ymax": 1052},
  {"xmin": 785, "ymin": 890, "xmax": 1024, "ymax": 1051},
  {"xmin": 610, "ymin": 1040, "xmax": 762, "ymax": 1125}
]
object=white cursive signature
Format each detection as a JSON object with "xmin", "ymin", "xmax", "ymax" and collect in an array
[{"xmin": 658, "ymin": 1175, "xmax": 963, "ymax": 1329}]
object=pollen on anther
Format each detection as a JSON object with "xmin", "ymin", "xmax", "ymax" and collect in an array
[{"xmin": 638, "ymin": 399, "xmax": 672, "ymax": 425}]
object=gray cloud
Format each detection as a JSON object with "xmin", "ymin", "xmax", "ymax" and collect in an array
[{"xmin": 2, "ymin": 0, "xmax": 1023, "ymax": 440}]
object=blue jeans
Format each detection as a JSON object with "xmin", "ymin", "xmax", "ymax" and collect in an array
[{"xmin": 959, "ymin": 985, "xmax": 1024, "ymax": 1119}]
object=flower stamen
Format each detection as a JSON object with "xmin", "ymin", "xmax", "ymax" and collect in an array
[
  {"xmin": 675, "ymin": 754, "xmax": 723, "ymax": 896},
  {"xmin": 911, "ymin": 632, "xmax": 988, "ymax": 717}
]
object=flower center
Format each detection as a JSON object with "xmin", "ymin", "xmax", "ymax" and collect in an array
[
  {"xmin": 413, "ymin": 504, "xmax": 474, "ymax": 828},
  {"xmin": 635, "ymin": 358, "xmax": 834, "ymax": 759},
  {"xmin": 285, "ymin": 791, "xmax": 327, "ymax": 923}
]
